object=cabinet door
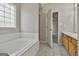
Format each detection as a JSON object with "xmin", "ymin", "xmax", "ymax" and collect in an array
[
  {"xmin": 72, "ymin": 39, "xmax": 78, "ymax": 56},
  {"xmin": 72, "ymin": 39, "xmax": 77, "ymax": 46},
  {"xmin": 69, "ymin": 42, "xmax": 76, "ymax": 56},
  {"xmin": 63, "ymin": 35, "xmax": 68, "ymax": 50}
]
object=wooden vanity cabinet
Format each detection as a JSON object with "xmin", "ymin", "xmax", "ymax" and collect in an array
[
  {"xmin": 63, "ymin": 35, "xmax": 68, "ymax": 50},
  {"xmin": 62, "ymin": 33, "xmax": 77, "ymax": 56}
]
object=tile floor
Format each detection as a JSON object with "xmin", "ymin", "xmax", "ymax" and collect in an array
[{"xmin": 36, "ymin": 42, "xmax": 68, "ymax": 56}]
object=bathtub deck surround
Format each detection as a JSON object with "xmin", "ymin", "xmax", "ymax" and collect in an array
[{"xmin": 0, "ymin": 33, "xmax": 39, "ymax": 56}]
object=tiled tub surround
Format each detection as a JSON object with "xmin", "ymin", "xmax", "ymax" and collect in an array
[{"xmin": 0, "ymin": 33, "xmax": 39, "ymax": 56}]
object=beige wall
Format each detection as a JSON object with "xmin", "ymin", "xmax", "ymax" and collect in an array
[
  {"xmin": 39, "ymin": 13, "xmax": 46, "ymax": 42},
  {"xmin": 77, "ymin": 3, "xmax": 79, "ymax": 54},
  {"xmin": 77, "ymin": 4, "xmax": 79, "ymax": 33},
  {"xmin": 21, "ymin": 3, "xmax": 39, "ymax": 33},
  {"xmin": 39, "ymin": 4, "xmax": 47, "ymax": 42},
  {"xmin": 16, "ymin": 4, "xmax": 21, "ymax": 32}
]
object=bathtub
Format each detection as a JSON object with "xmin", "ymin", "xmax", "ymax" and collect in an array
[{"xmin": 0, "ymin": 33, "xmax": 39, "ymax": 56}]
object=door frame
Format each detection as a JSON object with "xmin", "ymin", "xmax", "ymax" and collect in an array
[
  {"xmin": 51, "ymin": 9, "xmax": 59, "ymax": 44},
  {"xmin": 46, "ymin": 8, "xmax": 60, "ymax": 47}
]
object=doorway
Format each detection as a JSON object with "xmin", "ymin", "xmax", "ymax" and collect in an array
[
  {"xmin": 52, "ymin": 12, "xmax": 58, "ymax": 43},
  {"xmin": 46, "ymin": 9, "xmax": 59, "ymax": 47}
]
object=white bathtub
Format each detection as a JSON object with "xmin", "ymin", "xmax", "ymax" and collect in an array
[{"xmin": 0, "ymin": 33, "xmax": 39, "ymax": 56}]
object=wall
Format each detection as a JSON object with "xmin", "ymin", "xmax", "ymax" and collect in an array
[
  {"xmin": 0, "ymin": 4, "xmax": 21, "ymax": 34},
  {"xmin": 77, "ymin": 4, "xmax": 79, "ymax": 33},
  {"xmin": 21, "ymin": 3, "xmax": 39, "ymax": 33},
  {"xmin": 41, "ymin": 3, "xmax": 75, "ymax": 44},
  {"xmin": 39, "ymin": 4, "xmax": 47, "ymax": 42},
  {"xmin": 16, "ymin": 4, "xmax": 21, "ymax": 32},
  {"xmin": 77, "ymin": 3, "xmax": 79, "ymax": 55},
  {"xmin": 74, "ymin": 4, "xmax": 77, "ymax": 33},
  {"xmin": 39, "ymin": 13, "xmax": 46, "ymax": 42}
]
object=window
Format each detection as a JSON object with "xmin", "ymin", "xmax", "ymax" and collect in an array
[{"xmin": 0, "ymin": 3, "xmax": 16, "ymax": 28}]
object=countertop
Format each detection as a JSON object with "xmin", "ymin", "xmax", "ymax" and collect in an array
[{"xmin": 63, "ymin": 32, "xmax": 77, "ymax": 40}]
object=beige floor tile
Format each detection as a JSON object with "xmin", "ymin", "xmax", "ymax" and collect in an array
[{"xmin": 36, "ymin": 42, "xmax": 68, "ymax": 56}]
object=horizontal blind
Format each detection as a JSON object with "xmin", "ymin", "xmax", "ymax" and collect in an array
[{"xmin": 0, "ymin": 3, "xmax": 16, "ymax": 28}]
